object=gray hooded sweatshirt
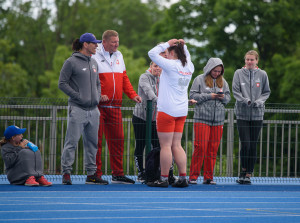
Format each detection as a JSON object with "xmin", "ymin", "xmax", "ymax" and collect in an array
[
  {"xmin": 133, "ymin": 70, "xmax": 159, "ymax": 121},
  {"xmin": 189, "ymin": 58, "xmax": 231, "ymax": 126},
  {"xmin": 232, "ymin": 67, "xmax": 270, "ymax": 120},
  {"xmin": 59, "ymin": 52, "xmax": 101, "ymax": 110}
]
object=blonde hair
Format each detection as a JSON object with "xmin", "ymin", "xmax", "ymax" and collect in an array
[
  {"xmin": 205, "ymin": 75, "xmax": 223, "ymax": 88},
  {"xmin": 244, "ymin": 50, "xmax": 259, "ymax": 61},
  {"xmin": 102, "ymin": 30, "xmax": 118, "ymax": 41}
]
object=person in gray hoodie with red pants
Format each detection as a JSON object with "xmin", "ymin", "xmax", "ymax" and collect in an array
[
  {"xmin": 232, "ymin": 50, "xmax": 270, "ymax": 184},
  {"xmin": 189, "ymin": 58, "xmax": 231, "ymax": 185}
]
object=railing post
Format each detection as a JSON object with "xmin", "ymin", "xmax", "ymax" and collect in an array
[
  {"xmin": 145, "ymin": 100, "xmax": 153, "ymax": 155},
  {"xmin": 226, "ymin": 109, "xmax": 234, "ymax": 177},
  {"xmin": 49, "ymin": 106, "xmax": 57, "ymax": 174}
]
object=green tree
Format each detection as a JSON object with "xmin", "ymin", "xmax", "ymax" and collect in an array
[
  {"xmin": 0, "ymin": 0, "xmax": 57, "ymax": 97},
  {"xmin": 38, "ymin": 45, "xmax": 71, "ymax": 98},
  {"xmin": 0, "ymin": 39, "xmax": 29, "ymax": 97}
]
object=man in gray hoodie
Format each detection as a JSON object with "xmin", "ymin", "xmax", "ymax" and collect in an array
[
  {"xmin": 59, "ymin": 33, "xmax": 108, "ymax": 185},
  {"xmin": 232, "ymin": 50, "xmax": 270, "ymax": 184}
]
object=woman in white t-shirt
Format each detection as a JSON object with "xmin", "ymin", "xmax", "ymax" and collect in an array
[{"xmin": 148, "ymin": 39, "xmax": 195, "ymax": 187}]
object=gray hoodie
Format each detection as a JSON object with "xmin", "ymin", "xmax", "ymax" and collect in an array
[
  {"xmin": 59, "ymin": 52, "xmax": 101, "ymax": 110},
  {"xmin": 232, "ymin": 67, "xmax": 270, "ymax": 120},
  {"xmin": 189, "ymin": 58, "xmax": 231, "ymax": 126},
  {"xmin": 133, "ymin": 70, "xmax": 159, "ymax": 121}
]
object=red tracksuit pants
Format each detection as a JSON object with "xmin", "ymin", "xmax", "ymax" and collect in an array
[
  {"xmin": 189, "ymin": 123, "xmax": 223, "ymax": 180},
  {"xmin": 96, "ymin": 107, "xmax": 124, "ymax": 176}
]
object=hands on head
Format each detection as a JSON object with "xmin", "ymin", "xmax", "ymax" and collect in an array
[{"xmin": 167, "ymin": 39, "xmax": 185, "ymax": 47}]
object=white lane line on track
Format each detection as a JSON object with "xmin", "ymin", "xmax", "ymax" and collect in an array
[{"xmin": 1, "ymin": 214, "xmax": 300, "ymax": 221}]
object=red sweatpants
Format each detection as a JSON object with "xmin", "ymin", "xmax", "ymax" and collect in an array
[
  {"xmin": 96, "ymin": 107, "xmax": 124, "ymax": 176},
  {"xmin": 189, "ymin": 123, "xmax": 223, "ymax": 180}
]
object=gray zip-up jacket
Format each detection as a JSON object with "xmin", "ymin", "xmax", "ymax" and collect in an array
[
  {"xmin": 232, "ymin": 67, "xmax": 270, "ymax": 120},
  {"xmin": 59, "ymin": 52, "xmax": 101, "ymax": 110},
  {"xmin": 133, "ymin": 70, "xmax": 159, "ymax": 121},
  {"xmin": 189, "ymin": 58, "xmax": 231, "ymax": 126}
]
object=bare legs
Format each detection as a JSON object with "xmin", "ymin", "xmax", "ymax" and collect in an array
[{"xmin": 158, "ymin": 132, "xmax": 186, "ymax": 176}]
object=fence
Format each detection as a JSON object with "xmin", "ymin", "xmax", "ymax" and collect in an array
[{"xmin": 0, "ymin": 97, "xmax": 299, "ymax": 183}]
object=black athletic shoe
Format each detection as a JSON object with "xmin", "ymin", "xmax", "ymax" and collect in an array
[
  {"xmin": 137, "ymin": 172, "xmax": 146, "ymax": 184},
  {"xmin": 111, "ymin": 175, "xmax": 135, "ymax": 184},
  {"xmin": 168, "ymin": 175, "xmax": 178, "ymax": 185},
  {"xmin": 203, "ymin": 179, "xmax": 217, "ymax": 185},
  {"xmin": 243, "ymin": 176, "xmax": 251, "ymax": 184},
  {"xmin": 62, "ymin": 173, "xmax": 72, "ymax": 185},
  {"xmin": 172, "ymin": 179, "xmax": 188, "ymax": 188},
  {"xmin": 147, "ymin": 179, "xmax": 169, "ymax": 187},
  {"xmin": 236, "ymin": 172, "xmax": 246, "ymax": 184},
  {"xmin": 86, "ymin": 174, "xmax": 109, "ymax": 185}
]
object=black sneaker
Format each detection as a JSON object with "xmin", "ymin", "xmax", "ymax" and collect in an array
[
  {"xmin": 86, "ymin": 174, "xmax": 109, "ymax": 185},
  {"xmin": 168, "ymin": 175, "xmax": 178, "ymax": 185},
  {"xmin": 243, "ymin": 176, "xmax": 251, "ymax": 184},
  {"xmin": 236, "ymin": 172, "xmax": 247, "ymax": 184},
  {"xmin": 147, "ymin": 179, "xmax": 169, "ymax": 187},
  {"xmin": 137, "ymin": 172, "xmax": 146, "ymax": 184},
  {"xmin": 172, "ymin": 179, "xmax": 188, "ymax": 188},
  {"xmin": 62, "ymin": 173, "xmax": 72, "ymax": 185},
  {"xmin": 111, "ymin": 175, "xmax": 135, "ymax": 184},
  {"xmin": 203, "ymin": 179, "xmax": 217, "ymax": 185}
]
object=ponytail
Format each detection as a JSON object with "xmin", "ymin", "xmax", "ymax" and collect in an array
[
  {"xmin": 168, "ymin": 43, "xmax": 187, "ymax": 67},
  {"xmin": 72, "ymin": 39, "xmax": 83, "ymax": 51}
]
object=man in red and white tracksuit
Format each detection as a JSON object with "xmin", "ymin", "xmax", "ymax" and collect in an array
[{"xmin": 92, "ymin": 30, "xmax": 141, "ymax": 184}]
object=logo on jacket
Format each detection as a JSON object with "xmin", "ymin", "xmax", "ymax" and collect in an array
[
  {"xmin": 116, "ymin": 59, "xmax": 119, "ymax": 65},
  {"xmin": 92, "ymin": 65, "xmax": 97, "ymax": 73},
  {"xmin": 256, "ymin": 83, "xmax": 260, "ymax": 87},
  {"xmin": 82, "ymin": 68, "xmax": 87, "ymax": 71}
]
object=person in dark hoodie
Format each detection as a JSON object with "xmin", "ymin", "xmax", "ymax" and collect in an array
[
  {"xmin": 0, "ymin": 125, "xmax": 52, "ymax": 186},
  {"xmin": 59, "ymin": 33, "xmax": 108, "ymax": 185},
  {"xmin": 232, "ymin": 50, "xmax": 270, "ymax": 184},
  {"xmin": 188, "ymin": 58, "xmax": 231, "ymax": 185}
]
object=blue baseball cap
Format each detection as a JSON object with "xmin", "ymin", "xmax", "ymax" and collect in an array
[
  {"xmin": 79, "ymin": 33, "xmax": 102, "ymax": 43},
  {"xmin": 4, "ymin": 125, "xmax": 26, "ymax": 139}
]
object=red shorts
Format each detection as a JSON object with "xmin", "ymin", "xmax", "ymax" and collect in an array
[{"xmin": 156, "ymin": 111, "xmax": 187, "ymax": 133}]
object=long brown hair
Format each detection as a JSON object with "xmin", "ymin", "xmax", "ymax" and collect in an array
[
  {"xmin": 168, "ymin": 43, "xmax": 187, "ymax": 67},
  {"xmin": 205, "ymin": 66, "xmax": 224, "ymax": 89}
]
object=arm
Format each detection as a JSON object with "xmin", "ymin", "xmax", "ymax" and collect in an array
[
  {"xmin": 58, "ymin": 60, "xmax": 80, "ymax": 100},
  {"xmin": 1, "ymin": 145, "xmax": 20, "ymax": 169},
  {"xmin": 139, "ymin": 74, "xmax": 158, "ymax": 102},
  {"xmin": 189, "ymin": 76, "xmax": 212, "ymax": 103},
  {"xmin": 122, "ymin": 71, "xmax": 139, "ymax": 100},
  {"xmin": 148, "ymin": 42, "xmax": 175, "ymax": 71},
  {"xmin": 254, "ymin": 72, "xmax": 271, "ymax": 106},
  {"xmin": 232, "ymin": 71, "xmax": 250, "ymax": 105},
  {"xmin": 96, "ymin": 68, "xmax": 101, "ymax": 102},
  {"xmin": 218, "ymin": 79, "xmax": 231, "ymax": 105}
]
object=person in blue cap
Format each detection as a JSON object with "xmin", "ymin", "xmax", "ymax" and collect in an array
[
  {"xmin": 0, "ymin": 125, "xmax": 52, "ymax": 186},
  {"xmin": 59, "ymin": 33, "xmax": 108, "ymax": 185}
]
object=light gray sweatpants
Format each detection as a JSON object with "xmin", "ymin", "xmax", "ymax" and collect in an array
[{"xmin": 61, "ymin": 105, "xmax": 100, "ymax": 175}]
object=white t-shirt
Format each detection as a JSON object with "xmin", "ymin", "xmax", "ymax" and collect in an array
[{"xmin": 148, "ymin": 42, "xmax": 194, "ymax": 117}]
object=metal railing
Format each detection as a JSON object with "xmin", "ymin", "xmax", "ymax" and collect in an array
[{"xmin": 0, "ymin": 98, "xmax": 299, "ymax": 181}]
